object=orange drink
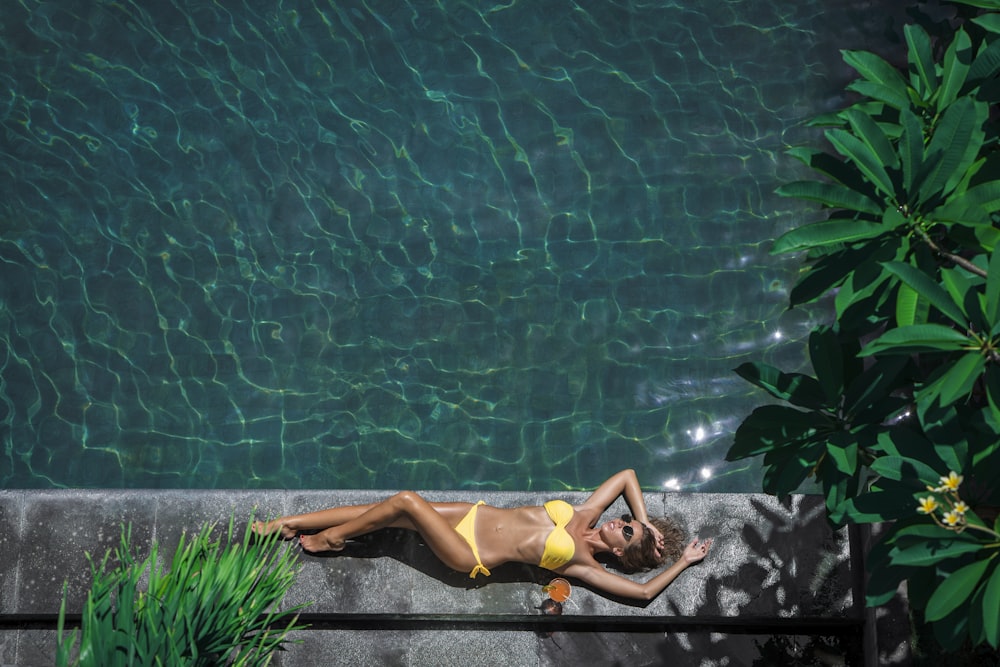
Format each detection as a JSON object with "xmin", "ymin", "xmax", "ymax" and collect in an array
[{"xmin": 542, "ymin": 577, "xmax": 571, "ymax": 602}]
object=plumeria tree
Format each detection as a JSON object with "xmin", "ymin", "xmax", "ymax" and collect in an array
[{"xmin": 728, "ymin": 2, "xmax": 1000, "ymax": 651}]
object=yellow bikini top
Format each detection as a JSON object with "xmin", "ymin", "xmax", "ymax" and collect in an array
[{"xmin": 539, "ymin": 499, "xmax": 576, "ymax": 570}]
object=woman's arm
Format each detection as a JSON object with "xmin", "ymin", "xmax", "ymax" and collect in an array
[
  {"xmin": 577, "ymin": 469, "xmax": 653, "ymax": 524},
  {"xmin": 565, "ymin": 538, "xmax": 712, "ymax": 601}
]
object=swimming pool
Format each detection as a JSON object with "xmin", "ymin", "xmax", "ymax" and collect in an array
[{"xmin": 0, "ymin": 1, "xmax": 893, "ymax": 491}]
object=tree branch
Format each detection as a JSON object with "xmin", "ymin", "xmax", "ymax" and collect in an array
[{"xmin": 915, "ymin": 227, "xmax": 988, "ymax": 278}]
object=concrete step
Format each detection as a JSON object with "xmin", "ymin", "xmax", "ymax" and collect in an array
[{"xmin": 0, "ymin": 490, "xmax": 883, "ymax": 666}]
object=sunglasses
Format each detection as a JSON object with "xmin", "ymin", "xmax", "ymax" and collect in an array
[{"xmin": 621, "ymin": 514, "xmax": 635, "ymax": 542}]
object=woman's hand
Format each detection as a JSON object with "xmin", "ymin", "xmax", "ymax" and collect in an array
[
  {"xmin": 681, "ymin": 537, "xmax": 712, "ymax": 564},
  {"xmin": 646, "ymin": 522, "xmax": 666, "ymax": 558}
]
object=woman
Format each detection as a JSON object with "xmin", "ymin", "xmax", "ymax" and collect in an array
[{"xmin": 253, "ymin": 469, "xmax": 712, "ymax": 600}]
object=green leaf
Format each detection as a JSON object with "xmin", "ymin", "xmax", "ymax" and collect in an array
[
  {"xmin": 987, "ymin": 250, "xmax": 1000, "ymax": 323},
  {"xmin": 846, "ymin": 108, "xmax": 899, "ymax": 170},
  {"xmin": 933, "ymin": 181, "xmax": 1000, "ymax": 224},
  {"xmin": 972, "ymin": 13, "xmax": 1000, "ymax": 36},
  {"xmin": 926, "ymin": 557, "xmax": 993, "ymax": 622},
  {"xmin": 967, "ymin": 37, "xmax": 1000, "ymax": 92},
  {"xmin": 842, "ymin": 49, "xmax": 910, "ymax": 98},
  {"xmin": 844, "ymin": 487, "xmax": 918, "ymax": 523},
  {"xmin": 899, "ymin": 108, "xmax": 926, "ymax": 198},
  {"xmin": 733, "ymin": 362, "xmax": 828, "ymax": 409},
  {"xmin": 905, "ymin": 24, "xmax": 937, "ymax": 99},
  {"xmin": 776, "ymin": 180, "xmax": 882, "ymax": 215},
  {"xmin": 919, "ymin": 96, "xmax": 988, "ymax": 201},
  {"xmin": 727, "ymin": 405, "xmax": 826, "ymax": 460},
  {"xmin": 939, "ymin": 351, "xmax": 988, "ymax": 406},
  {"xmin": 785, "ymin": 147, "xmax": 880, "ymax": 194},
  {"xmin": 882, "ymin": 261, "xmax": 969, "ymax": 327},
  {"xmin": 762, "ymin": 440, "xmax": 823, "ymax": 497},
  {"xmin": 983, "ymin": 563, "xmax": 1000, "ymax": 647},
  {"xmin": 826, "ymin": 128, "xmax": 896, "ymax": 197},
  {"xmin": 866, "ymin": 563, "xmax": 914, "ymax": 605},
  {"xmin": 772, "ymin": 219, "xmax": 887, "ymax": 254},
  {"xmin": 890, "ymin": 536, "xmax": 984, "ymax": 567},
  {"xmin": 808, "ymin": 327, "xmax": 844, "ymax": 403},
  {"xmin": 860, "ymin": 323, "xmax": 971, "ymax": 356},
  {"xmin": 986, "ymin": 366, "xmax": 1000, "ymax": 429},
  {"xmin": 846, "ymin": 80, "xmax": 912, "ymax": 110},
  {"xmin": 843, "ymin": 355, "xmax": 908, "ymax": 418},
  {"xmin": 961, "ymin": 0, "xmax": 1000, "ymax": 9},
  {"xmin": 825, "ymin": 439, "xmax": 858, "ymax": 475},
  {"xmin": 939, "ymin": 29, "xmax": 973, "ymax": 110},
  {"xmin": 895, "ymin": 282, "xmax": 920, "ymax": 327},
  {"xmin": 976, "ymin": 225, "xmax": 1000, "ymax": 252},
  {"xmin": 869, "ymin": 455, "xmax": 941, "ymax": 486}
]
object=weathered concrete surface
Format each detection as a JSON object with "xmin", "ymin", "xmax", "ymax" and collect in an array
[{"xmin": 0, "ymin": 490, "xmax": 886, "ymax": 666}]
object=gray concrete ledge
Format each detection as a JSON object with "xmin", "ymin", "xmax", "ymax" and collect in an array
[{"xmin": 0, "ymin": 489, "xmax": 871, "ymax": 666}]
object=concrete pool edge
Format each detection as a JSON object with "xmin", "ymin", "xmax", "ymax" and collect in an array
[{"xmin": 0, "ymin": 489, "xmax": 909, "ymax": 665}]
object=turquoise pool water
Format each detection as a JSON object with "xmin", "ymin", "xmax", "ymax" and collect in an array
[{"xmin": 0, "ymin": 1, "xmax": 890, "ymax": 491}]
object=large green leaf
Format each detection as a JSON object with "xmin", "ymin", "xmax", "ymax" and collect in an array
[
  {"xmin": 939, "ymin": 29, "xmax": 973, "ymax": 110},
  {"xmin": 844, "ymin": 487, "xmax": 919, "ymax": 523},
  {"xmin": 869, "ymin": 455, "xmax": 941, "ymax": 486},
  {"xmin": 762, "ymin": 440, "xmax": 824, "ymax": 497},
  {"xmin": 960, "ymin": 0, "xmax": 1000, "ymax": 9},
  {"xmin": 967, "ymin": 37, "xmax": 1000, "ymax": 92},
  {"xmin": 785, "ymin": 147, "xmax": 880, "ymax": 194},
  {"xmin": 772, "ymin": 219, "xmax": 887, "ymax": 254},
  {"xmin": 984, "ymin": 562, "xmax": 1000, "ymax": 647},
  {"xmin": 825, "ymin": 437, "xmax": 859, "ymax": 476},
  {"xmin": 846, "ymin": 108, "xmax": 899, "ymax": 170},
  {"xmin": 919, "ymin": 96, "xmax": 988, "ymax": 202},
  {"xmin": 776, "ymin": 180, "xmax": 882, "ymax": 215},
  {"xmin": 860, "ymin": 323, "xmax": 972, "ymax": 356},
  {"xmin": 890, "ymin": 537, "xmax": 985, "ymax": 567},
  {"xmin": 899, "ymin": 108, "xmax": 926, "ymax": 198},
  {"xmin": 846, "ymin": 80, "xmax": 912, "ymax": 111},
  {"xmin": 933, "ymin": 181, "xmax": 1000, "ymax": 224},
  {"xmin": 727, "ymin": 405, "xmax": 826, "ymax": 460},
  {"xmin": 895, "ymin": 282, "xmax": 920, "ymax": 327},
  {"xmin": 733, "ymin": 362, "xmax": 828, "ymax": 409},
  {"xmin": 926, "ymin": 557, "xmax": 993, "ymax": 622},
  {"xmin": 917, "ymin": 403, "xmax": 970, "ymax": 473},
  {"xmin": 984, "ymin": 365, "xmax": 1000, "ymax": 429},
  {"xmin": 842, "ymin": 49, "xmax": 910, "ymax": 97},
  {"xmin": 808, "ymin": 327, "xmax": 844, "ymax": 403},
  {"xmin": 905, "ymin": 24, "xmax": 937, "ymax": 99},
  {"xmin": 843, "ymin": 355, "xmax": 908, "ymax": 420},
  {"xmin": 986, "ymin": 250, "xmax": 1000, "ymax": 323},
  {"xmin": 826, "ymin": 128, "xmax": 896, "ymax": 197},
  {"xmin": 789, "ymin": 235, "xmax": 904, "ymax": 308},
  {"xmin": 882, "ymin": 261, "xmax": 969, "ymax": 327},
  {"xmin": 892, "ymin": 523, "xmax": 960, "ymax": 543},
  {"xmin": 940, "ymin": 352, "xmax": 988, "ymax": 405}
]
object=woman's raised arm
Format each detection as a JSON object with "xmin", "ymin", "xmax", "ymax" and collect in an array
[
  {"xmin": 577, "ymin": 469, "xmax": 654, "ymax": 527},
  {"xmin": 565, "ymin": 538, "xmax": 712, "ymax": 601}
]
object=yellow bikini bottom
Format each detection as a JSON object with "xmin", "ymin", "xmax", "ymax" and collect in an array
[{"xmin": 455, "ymin": 500, "xmax": 491, "ymax": 578}]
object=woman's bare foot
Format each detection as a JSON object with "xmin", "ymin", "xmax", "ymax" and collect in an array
[
  {"xmin": 299, "ymin": 528, "xmax": 346, "ymax": 553},
  {"xmin": 252, "ymin": 518, "xmax": 297, "ymax": 540}
]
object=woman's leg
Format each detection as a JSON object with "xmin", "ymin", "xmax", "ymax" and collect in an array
[
  {"xmin": 253, "ymin": 503, "xmax": 382, "ymax": 539},
  {"xmin": 298, "ymin": 491, "xmax": 480, "ymax": 573},
  {"xmin": 253, "ymin": 498, "xmax": 472, "ymax": 539}
]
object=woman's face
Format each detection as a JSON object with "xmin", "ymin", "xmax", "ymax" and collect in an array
[{"xmin": 601, "ymin": 515, "xmax": 645, "ymax": 552}]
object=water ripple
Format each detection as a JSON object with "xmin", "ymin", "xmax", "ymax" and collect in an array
[{"xmin": 0, "ymin": 0, "xmax": 903, "ymax": 490}]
